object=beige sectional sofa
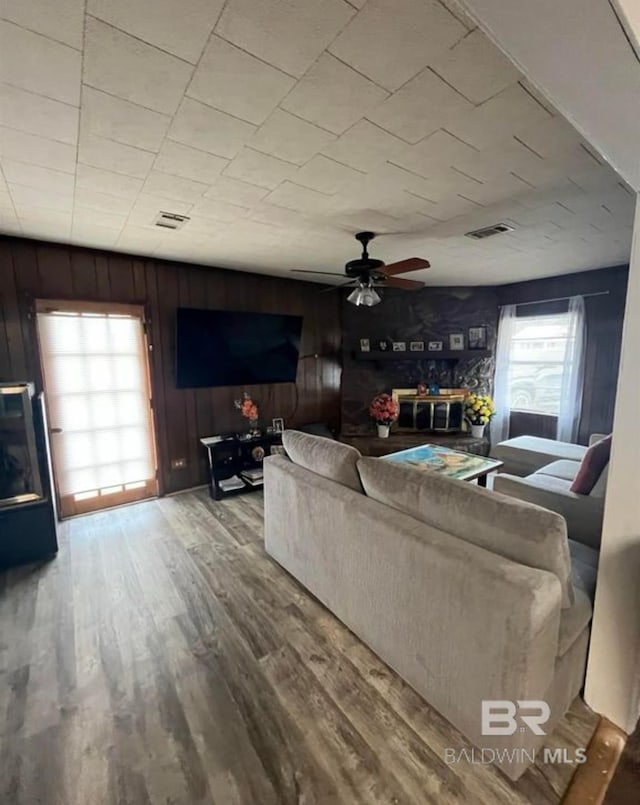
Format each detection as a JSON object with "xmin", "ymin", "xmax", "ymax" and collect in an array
[
  {"xmin": 491, "ymin": 435, "xmax": 608, "ymax": 549},
  {"xmin": 264, "ymin": 430, "xmax": 598, "ymax": 781},
  {"xmin": 490, "ymin": 435, "xmax": 590, "ymax": 477}
]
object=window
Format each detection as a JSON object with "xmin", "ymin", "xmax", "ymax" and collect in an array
[
  {"xmin": 493, "ymin": 297, "xmax": 585, "ymax": 443},
  {"xmin": 508, "ymin": 312, "xmax": 576, "ymax": 416}
]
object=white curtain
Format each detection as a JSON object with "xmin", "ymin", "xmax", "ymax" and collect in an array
[
  {"xmin": 492, "ymin": 304, "xmax": 517, "ymax": 444},
  {"xmin": 557, "ymin": 296, "xmax": 586, "ymax": 442}
]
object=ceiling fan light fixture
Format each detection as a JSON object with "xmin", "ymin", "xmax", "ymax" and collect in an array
[
  {"xmin": 292, "ymin": 230, "xmax": 429, "ymax": 298},
  {"xmin": 347, "ymin": 280, "xmax": 381, "ymax": 307}
]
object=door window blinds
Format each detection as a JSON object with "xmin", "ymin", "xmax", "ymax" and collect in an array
[{"xmin": 37, "ymin": 308, "xmax": 155, "ymax": 500}]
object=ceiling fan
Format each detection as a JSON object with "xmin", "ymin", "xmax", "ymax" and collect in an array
[{"xmin": 292, "ymin": 231, "xmax": 431, "ymax": 306}]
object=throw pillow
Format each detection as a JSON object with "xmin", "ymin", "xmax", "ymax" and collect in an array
[{"xmin": 570, "ymin": 435, "xmax": 612, "ymax": 495}]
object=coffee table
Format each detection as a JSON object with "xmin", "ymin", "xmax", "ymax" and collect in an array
[{"xmin": 382, "ymin": 443, "xmax": 504, "ymax": 487}]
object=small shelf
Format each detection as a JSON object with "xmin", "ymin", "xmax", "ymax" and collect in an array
[
  {"xmin": 352, "ymin": 349, "xmax": 491, "ymax": 362},
  {"xmin": 200, "ymin": 432, "xmax": 282, "ymax": 500}
]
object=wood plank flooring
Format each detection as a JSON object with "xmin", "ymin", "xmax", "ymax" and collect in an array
[{"xmin": 0, "ymin": 490, "xmax": 598, "ymax": 804}]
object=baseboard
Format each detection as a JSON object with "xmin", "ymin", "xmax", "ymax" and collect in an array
[{"xmin": 165, "ymin": 484, "xmax": 209, "ymax": 497}]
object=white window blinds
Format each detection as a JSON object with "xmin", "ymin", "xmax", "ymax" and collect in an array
[{"xmin": 37, "ymin": 307, "xmax": 156, "ymax": 504}]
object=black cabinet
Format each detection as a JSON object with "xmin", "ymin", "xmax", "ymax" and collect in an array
[
  {"xmin": 0, "ymin": 386, "xmax": 58, "ymax": 569},
  {"xmin": 201, "ymin": 433, "xmax": 283, "ymax": 500}
]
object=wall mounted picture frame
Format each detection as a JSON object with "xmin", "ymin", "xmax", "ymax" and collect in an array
[
  {"xmin": 410, "ymin": 341, "xmax": 425, "ymax": 351},
  {"xmin": 428, "ymin": 341, "xmax": 443, "ymax": 351},
  {"xmin": 272, "ymin": 417, "xmax": 284, "ymax": 433},
  {"xmin": 449, "ymin": 333, "xmax": 465, "ymax": 351},
  {"xmin": 468, "ymin": 326, "xmax": 488, "ymax": 350},
  {"xmin": 359, "ymin": 338, "xmax": 370, "ymax": 352},
  {"xmin": 378, "ymin": 339, "xmax": 390, "ymax": 351},
  {"xmin": 392, "ymin": 341, "xmax": 407, "ymax": 352}
]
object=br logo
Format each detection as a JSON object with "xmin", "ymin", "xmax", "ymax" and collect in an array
[{"xmin": 482, "ymin": 701, "xmax": 551, "ymax": 736}]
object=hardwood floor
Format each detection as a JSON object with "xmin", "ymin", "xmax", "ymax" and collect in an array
[{"xmin": 0, "ymin": 490, "xmax": 598, "ymax": 804}]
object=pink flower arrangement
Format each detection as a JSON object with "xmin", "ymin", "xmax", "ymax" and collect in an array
[
  {"xmin": 369, "ymin": 392, "xmax": 399, "ymax": 426},
  {"xmin": 235, "ymin": 392, "xmax": 258, "ymax": 422}
]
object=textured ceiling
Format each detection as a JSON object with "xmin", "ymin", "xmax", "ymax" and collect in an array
[{"xmin": 0, "ymin": 0, "xmax": 635, "ymax": 286}]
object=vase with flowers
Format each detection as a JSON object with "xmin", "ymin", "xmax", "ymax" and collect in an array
[
  {"xmin": 235, "ymin": 392, "xmax": 260, "ymax": 437},
  {"xmin": 464, "ymin": 392, "xmax": 495, "ymax": 438},
  {"xmin": 369, "ymin": 392, "xmax": 399, "ymax": 438}
]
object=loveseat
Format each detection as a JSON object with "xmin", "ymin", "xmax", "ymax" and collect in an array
[
  {"xmin": 264, "ymin": 430, "xmax": 598, "ymax": 781},
  {"xmin": 491, "ymin": 435, "xmax": 608, "ymax": 549}
]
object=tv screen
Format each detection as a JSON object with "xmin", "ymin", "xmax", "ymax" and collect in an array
[{"xmin": 175, "ymin": 307, "xmax": 303, "ymax": 389}]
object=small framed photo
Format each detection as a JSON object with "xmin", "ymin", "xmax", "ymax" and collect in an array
[
  {"xmin": 392, "ymin": 341, "xmax": 407, "ymax": 352},
  {"xmin": 378, "ymin": 339, "xmax": 390, "ymax": 351},
  {"xmin": 428, "ymin": 340, "xmax": 443, "ymax": 352},
  {"xmin": 468, "ymin": 326, "xmax": 487, "ymax": 349},
  {"xmin": 359, "ymin": 338, "xmax": 370, "ymax": 352},
  {"xmin": 272, "ymin": 417, "xmax": 284, "ymax": 433},
  {"xmin": 410, "ymin": 341, "xmax": 424, "ymax": 352},
  {"xmin": 449, "ymin": 333, "xmax": 465, "ymax": 351}
]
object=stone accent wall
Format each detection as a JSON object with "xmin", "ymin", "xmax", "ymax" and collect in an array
[{"xmin": 341, "ymin": 287, "xmax": 498, "ymax": 434}]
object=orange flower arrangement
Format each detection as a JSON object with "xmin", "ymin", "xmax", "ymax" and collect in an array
[{"xmin": 235, "ymin": 392, "xmax": 258, "ymax": 422}]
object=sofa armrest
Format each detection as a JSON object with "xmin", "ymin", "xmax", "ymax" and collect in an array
[{"xmin": 493, "ymin": 473, "xmax": 603, "ymax": 550}]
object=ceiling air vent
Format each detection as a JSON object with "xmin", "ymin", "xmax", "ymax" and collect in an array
[
  {"xmin": 465, "ymin": 222, "xmax": 515, "ymax": 240},
  {"xmin": 154, "ymin": 211, "xmax": 190, "ymax": 230}
]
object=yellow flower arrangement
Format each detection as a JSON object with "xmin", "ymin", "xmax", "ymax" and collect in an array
[{"xmin": 464, "ymin": 392, "xmax": 496, "ymax": 426}]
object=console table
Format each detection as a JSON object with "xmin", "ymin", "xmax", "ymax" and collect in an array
[
  {"xmin": 201, "ymin": 433, "xmax": 283, "ymax": 500},
  {"xmin": 340, "ymin": 431, "xmax": 489, "ymax": 458}
]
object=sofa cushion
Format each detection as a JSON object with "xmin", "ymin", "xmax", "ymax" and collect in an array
[
  {"xmin": 534, "ymin": 460, "xmax": 581, "ymax": 482},
  {"xmin": 570, "ymin": 435, "xmax": 612, "ymax": 495},
  {"xmin": 568, "ymin": 539, "xmax": 599, "ymax": 601},
  {"xmin": 490, "ymin": 436, "xmax": 587, "ymax": 477},
  {"xmin": 282, "ymin": 430, "xmax": 362, "ymax": 492},
  {"xmin": 521, "ymin": 473, "xmax": 575, "ymax": 495},
  {"xmin": 357, "ymin": 456, "xmax": 574, "ymax": 608}
]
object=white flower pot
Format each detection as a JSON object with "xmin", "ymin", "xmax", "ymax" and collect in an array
[
  {"xmin": 377, "ymin": 424, "xmax": 390, "ymax": 438},
  {"xmin": 470, "ymin": 424, "xmax": 485, "ymax": 438}
]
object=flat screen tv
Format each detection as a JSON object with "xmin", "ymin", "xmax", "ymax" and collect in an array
[{"xmin": 175, "ymin": 307, "xmax": 303, "ymax": 389}]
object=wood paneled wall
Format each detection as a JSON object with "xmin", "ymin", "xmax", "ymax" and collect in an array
[
  {"xmin": 0, "ymin": 237, "xmax": 341, "ymax": 494},
  {"xmin": 498, "ymin": 265, "xmax": 629, "ymax": 444}
]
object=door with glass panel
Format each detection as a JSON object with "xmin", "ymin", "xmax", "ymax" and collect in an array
[{"xmin": 36, "ymin": 301, "xmax": 157, "ymax": 517}]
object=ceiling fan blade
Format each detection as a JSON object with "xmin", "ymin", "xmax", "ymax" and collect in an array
[
  {"xmin": 320, "ymin": 279, "xmax": 357, "ymax": 293},
  {"xmin": 291, "ymin": 269, "xmax": 345, "ymax": 276},
  {"xmin": 380, "ymin": 277, "xmax": 425, "ymax": 290},
  {"xmin": 380, "ymin": 257, "xmax": 431, "ymax": 276}
]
